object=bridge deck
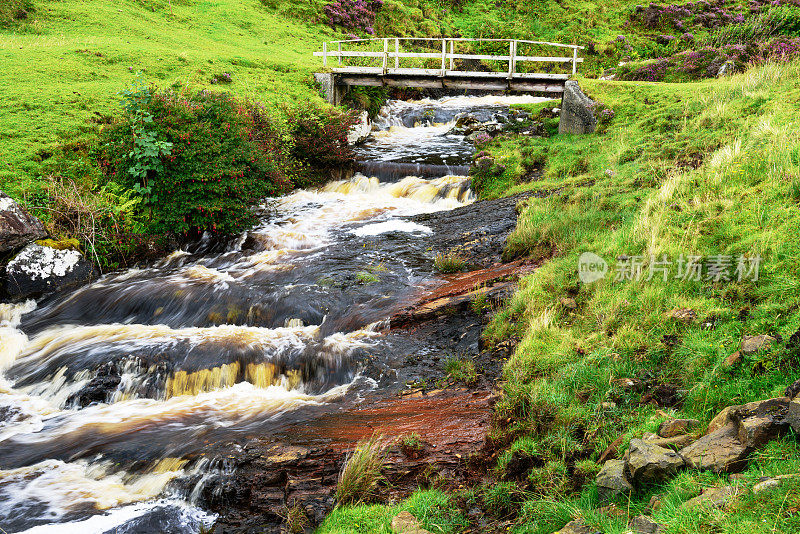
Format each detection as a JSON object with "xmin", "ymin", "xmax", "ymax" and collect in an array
[{"xmin": 314, "ymin": 38, "xmax": 582, "ymax": 102}]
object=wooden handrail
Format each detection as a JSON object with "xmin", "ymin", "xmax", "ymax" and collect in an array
[{"xmin": 313, "ymin": 37, "xmax": 583, "ymax": 78}]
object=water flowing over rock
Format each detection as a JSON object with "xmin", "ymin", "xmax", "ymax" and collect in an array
[
  {"xmin": 347, "ymin": 110, "xmax": 372, "ymax": 145},
  {"xmin": 4, "ymin": 243, "xmax": 93, "ymax": 300},
  {"xmin": 0, "ymin": 191, "xmax": 47, "ymax": 254}
]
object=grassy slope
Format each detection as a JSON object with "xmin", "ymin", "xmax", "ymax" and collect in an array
[
  {"xmin": 319, "ymin": 64, "xmax": 800, "ymax": 533},
  {"xmin": 480, "ymin": 63, "xmax": 800, "ymax": 532},
  {"xmin": 0, "ymin": 0, "xmax": 338, "ymax": 198}
]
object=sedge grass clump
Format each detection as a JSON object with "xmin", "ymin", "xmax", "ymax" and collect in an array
[
  {"xmin": 444, "ymin": 357, "xmax": 478, "ymax": 385},
  {"xmin": 434, "ymin": 251, "xmax": 466, "ymax": 273},
  {"xmin": 334, "ymin": 434, "xmax": 388, "ymax": 505}
]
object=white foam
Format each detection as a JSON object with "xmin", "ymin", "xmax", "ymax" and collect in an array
[{"xmin": 353, "ymin": 220, "xmax": 432, "ymax": 236}]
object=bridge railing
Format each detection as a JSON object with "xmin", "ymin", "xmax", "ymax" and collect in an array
[{"xmin": 313, "ymin": 37, "xmax": 584, "ymax": 76}]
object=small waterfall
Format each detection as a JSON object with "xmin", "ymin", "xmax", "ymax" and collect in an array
[{"xmin": 0, "ymin": 93, "xmax": 548, "ymax": 533}]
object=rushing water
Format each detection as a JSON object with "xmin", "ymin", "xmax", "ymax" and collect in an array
[{"xmin": 0, "ymin": 94, "xmax": 548, "ymax": 533}]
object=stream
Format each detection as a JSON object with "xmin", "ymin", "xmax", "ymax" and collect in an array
[{"xmin": 0, "ymin": 94, "xmax": 548, "ymax": 533}]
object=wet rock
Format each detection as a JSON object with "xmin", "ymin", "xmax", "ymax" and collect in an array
[
  {"xmin": 67, "ymin": 373, "xmax": 122, "ymax": 408},
  {"xmin": 558, "ymin": 81, "xmax": 597, "ymax": 135},
  {"xmin": 596, "ymin": 459, "xmax": 633, "ymax": 499},
  {"xmin": 741, "ymin": 334, "xmax": 775, "ymax": 355},
  {"xmin": 348, "ymin": 111, "xmax": 371, "ymax": 145},
  {"xmin": 629, "ymin": 514, "xmax": 665, "ymax": 534},
  {"xmin": 659, "ymin": 418, "xmax": 700, "ymax": 438},
  {"xmin": 392, "ymin": 511, "xmax": 432, "ymax": 534},
  {"xmin": 0, "ymin": 191, "xmax": 47, "ymax": 254},
  {"xmin": 679, "ymin": 422, "xmax": 748, "ymax": 473},
  {"xmin": 626, "ymin": 439, "xmax": 684, "ymax": 484},
  {"xmin": 681, "ymin": 485, "xmax": 740, "ymax": 509},
  {"xmin": 5, "ymin": 243, "xmax": 93, "ymax": 300},
  {"xmin": 554, "ymin": 519, "xmax": 596, "ymax": 534}
]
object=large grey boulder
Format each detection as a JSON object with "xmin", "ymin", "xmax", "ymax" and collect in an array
[
  {"xmin": 558, "ymin": 81, "xmax": 597, "ymax": 135},
  {"xmin": 0, "ymin": 191, "xmax": 47, "ymax": 253},
  {"xmin": 626, "ymin": 439, "xmax": 684, "ymax": 484},
  {"xmin": 596, "ymin": 459, "xmax": 633, "ymax": 499},
  {"xmin": 5, "ymin": 243, "xmax": 93, "ymax": 300}
]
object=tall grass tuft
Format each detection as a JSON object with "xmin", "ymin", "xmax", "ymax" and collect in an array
[
  {"xmin": 334, "ymin": 434, "xmax": 388, "ymax": 505},
  {"xmin": 434, "ymin": 251, "xmax": 466, "ymax": 273}
]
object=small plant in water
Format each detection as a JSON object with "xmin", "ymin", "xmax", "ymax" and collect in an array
[
  {"xmin": 335, "ymin": 434, "xmax": 387, "ymax": 505},
  {"xmin": 445, "ymin": 357, "xmax": 478, "ymax": 385},
  {"xmin": 398, "ymin": 432, "xmax": 425, "ymax": 458},
  {"xmin": 355, "ymin": 270, "xmax": 379, "ymax": 284},
  {"xmin": 434, "ymin": 251, "xmax": 466, "ymax": 273}
]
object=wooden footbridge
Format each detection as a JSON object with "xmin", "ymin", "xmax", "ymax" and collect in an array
[{"xmin": 313, "ymin": 37, "xmax": 583, "ymax": 104}]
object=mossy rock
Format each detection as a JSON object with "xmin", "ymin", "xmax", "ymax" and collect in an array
[{"xmin": 35, "ymin": 238, "xmax": 81, "ymax": 251}]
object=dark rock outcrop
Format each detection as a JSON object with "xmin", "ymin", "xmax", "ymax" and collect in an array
[
  {"xmin": 0, "ymin": 191, "xmax": 46, "ymax": 253},
  {"xmin": 5, "ymin": 243, "xmax": 93, "ymax": 300},
  {"xmin": 558, "ymin": 81, "xmax": 597, "ymax": 135}
]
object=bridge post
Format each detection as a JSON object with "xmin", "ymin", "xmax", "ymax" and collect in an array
[
  {"xmin": 322, "ymin": 42, "xmax": 327, "ymax": 68},
  {"xmin": 395, "ymin": 38, "xmax": 400, "ymax": 69},
  {"xmin": 382, "ymin": 38, "xmax": 389, "ymax": 74},
  {"xmin": 314, "ymin": 72, "xmax": 345, "ymax": 106},
  {"xmin": 508, "ymin": 40, "xmax": 517, "ymax": 80},
  {"xmin": 572, "ymin": 47, "xmax": 578, "ymax": 76},
  {"xmin": 441, "ymin": 39, "xmax": 447, "ymax": 77}
]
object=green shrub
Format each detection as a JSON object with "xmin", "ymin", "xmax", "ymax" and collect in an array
[
  {"xmin": 445, "ymin": 357, "xmax": 478, "ymax": 385},
  {"xmin": 99, "ymin": 81, "xmax": 294, "ymax": 239},
  {"xmin": 285, "ymin": 102, "xmax": 360, "ymax": 187}
]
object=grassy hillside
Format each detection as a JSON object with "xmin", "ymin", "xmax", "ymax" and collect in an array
[
  {"xmin": 317, "ymin": 62, "xmax": 800, "ymax": 533},
  {"xmin": 0, "ymin": 0, "xmax": 341, "ymax": 198}
]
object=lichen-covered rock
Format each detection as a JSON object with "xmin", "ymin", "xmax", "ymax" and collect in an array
[
  {"xmin": 629, "ymin": 514, "xmax": 665, "ymax": 534},
  {"xmin": 681, "ymin": 485, "xmax": 740, "ymax": 509},
  {"xmin": 558, "ymin": 81, "xmax": 597, "ymax": 135},
  {"xmin": 741, "ymin": 334, "xmax": 775, "ymax": 354},
  {"xmin": 626, "ymin": 439, "xmax": 684, "ymax": 484},
  {"xmin": 5, "ymin": 243, "xmax": 93, "ymax": 300},
  {"xmin": 0, "ymin": 191, "xmax": 47, "ymax": 253},
  {"xmin": 679, "ymin": 422, "xmax": 748, "ymax": 473},
  {"xmin": 596, "ymin": 459, "xmax": 633, "ymax": 499},
  {"xmin": 554, "ymin": 519, "xmax": 595, "ymax": 534}
]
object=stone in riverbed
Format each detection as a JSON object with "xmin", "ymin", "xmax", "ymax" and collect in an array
[
  {"xmin": 347, "ymin": 110, "xmax": 371, "ymax": 145},
  {"xmin": 5, "ymin": 243, "xmax": 93, "ymax": 300},
  {"xmin": 0, "ymin": 191, "xmax": 47, "ymax": 253}
]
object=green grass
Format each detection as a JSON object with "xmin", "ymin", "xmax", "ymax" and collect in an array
[
  {"xmin": 318, "ymin": 489, "xmax": 468, "ymax": 534},
  {"xmin": 472, "ymin": 61, "xmax": 800, "ymax": 532},
  {"xmin": 434, "ymin": 251, "xmax": 466, "ymax": 273}
]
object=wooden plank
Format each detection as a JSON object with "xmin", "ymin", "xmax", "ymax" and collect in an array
[
  {"xmin": 514, "ymin": 56, "xmax": 585, "ymax": 63},
  {"xmin": 332, "ymin": 67, "xmax": 384, "ymax": 74},
  {"xmin": 338, "ymin": 76, "xmax": 385, "ymax": 87},
  {"xmin": 385, "ymin": 68, "xmax": 443, "ymax": 76},
  {"xmin": 443, "ymin": 79, "xmax": 508, "ymax": 91},
  {"xmin": 383, "ymin": 77, "xmax": 444, "ymax": 89},
  {"xmin": 513, "ymin": 72, "xmax": 570, "ymax": 80},
  {"xmin": 509, "ymin": 81, "xmax": 565, "ymax": 93}
]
